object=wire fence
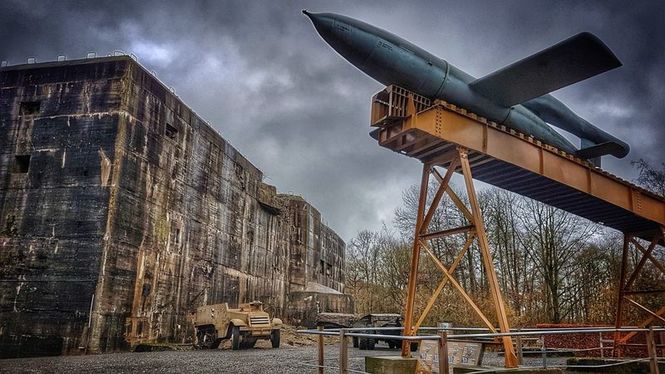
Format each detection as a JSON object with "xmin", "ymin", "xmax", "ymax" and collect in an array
[{"xmin": 296, "ymin": 325, "xmax": 665, "ymax": 373}]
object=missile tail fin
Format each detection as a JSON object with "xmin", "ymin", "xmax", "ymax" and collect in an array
[
  {"xmin": 579, "ymin": 138, "xmax": 601, "ymax": 167},
  {"xmin": 469, "ymin": 32, "xmax": 622, "ymax": 107},
  {"xmin": 369, "ymin": 128, "xmax": 380, "ymax": 140},
  {"xmin": 574, "ymin": 138, "xmax": 628, "ymax": 165}
]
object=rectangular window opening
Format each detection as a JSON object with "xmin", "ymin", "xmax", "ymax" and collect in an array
[
  {"xmin": 165, "ymin": 123, "xmax": 178, "ymax": 139},
  {"xmin": 20, "ymin": 101, "xmax": 41, "ymax": 116},
  {"xmin": 12, "ymin": 155, "xmax": 31, "ymax": 173}
]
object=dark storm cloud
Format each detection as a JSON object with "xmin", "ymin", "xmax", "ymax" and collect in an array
[{"xmin": 1, "ymin": 0, "xmax": 663, "ymax": 241}]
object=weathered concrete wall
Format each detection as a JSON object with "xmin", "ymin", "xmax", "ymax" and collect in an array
[
  {"xmin": 280, "ymin": 195, "xmax": 350, "ymax": 325},
  {"xmin": 0, "ymin": 57, "xmax": 350, "ymax": 358},
  {"xmin": 89, "ymin": 60, "xmax": 291, "ymax": 352},
  {"xmin": 0, "ymin": 60, "xmax": 125, "ymax": 357},
  {"xmin": 281, "ymin": 195, "xmax": 346, "ymax": 293}
]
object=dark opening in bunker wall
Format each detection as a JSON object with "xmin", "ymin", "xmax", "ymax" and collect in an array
[
  {"xmin": 165, "ymin": 123, "xmax": 178, "ymax": 140},
  {"xmin": 19, "ymin": 101, "xmax": 40, "ymax": 116},
  {"xmin": 12, "ymin": 155, "xmax": 31, "ymax": 173}
]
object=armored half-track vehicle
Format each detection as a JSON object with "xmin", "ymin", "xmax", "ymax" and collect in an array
[
  {"xmin": 192, "ymin": 301, "xmax": 282, "ymax": 350},
  {"xmin": 352, "ymin": 313, "xmax": 408, "ymax": 350}
]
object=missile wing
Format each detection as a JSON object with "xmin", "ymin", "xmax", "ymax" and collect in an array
[
  {"xmin": 303, "ymin": 10, "xmax": 630, "ymax": 161},
  {"xmin": 468, "ymin": 32, "xmax": 622, "ymax": 107}
]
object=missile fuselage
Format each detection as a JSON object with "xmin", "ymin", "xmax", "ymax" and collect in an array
[{"xmin": 304, "ymin": 11, "xmax": 629, "ymax": 158}]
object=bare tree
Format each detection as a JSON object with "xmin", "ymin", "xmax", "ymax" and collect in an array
[
  {"xmin": 482, "ymin": 189, "xmax": 535, "ymax": 322},
  {"xmin": 346, "ymin": 230, "xmax": 381, "ymax": 313},
  {"xmin": 517, "ymin": 199, "xmax": 599, "ymax": 323},
  {"xmin": 632, "ymin": 159, "xmax": 665, "ymax": 197},
  {"xmin": 349, "ymin": 181, "xmax": 629, "ymax": 327}
]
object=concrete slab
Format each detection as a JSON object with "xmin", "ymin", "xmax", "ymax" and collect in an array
[
  {"xmin": 567, "ymin": 357, "xmax": 665, "ymax": 373},
  {"xmin": 365, "ymin": 356, "xmax": 418, "ymax": 374},
  {"xmin": 365, "ymin": 356, "xmax": 563, "ymax": 374}
]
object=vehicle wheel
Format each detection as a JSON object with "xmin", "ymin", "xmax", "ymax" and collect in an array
[
  {"xmin": 367, "ymin": 338, "xmax": 375, "ymax": 350},
  {"xmin": 358, "ymin": 338, "xmax": 367, "ymax": 350},
  {"xmin": 196, "ymin": 326, "xmax": 217, "ymax": 349},
  {"xmin": 195, "ymin": 328, "xmax": 206, "ymax": 349},
  {"xmin": 352, "ymin": 337, "xmax": 358, "ymax": 348},
  {"xmin": 270, "ymin": 329, "xmax": 280, "ymax": 348},
  {"xmin": 388, "ymin": 341, "xmax": 397, "ymax": 349},
  {"xmin": 410, "ymin": 342, "xmax": 419, "ymax": 352},
  {"xmin": 230, "ymin": 325, "xmax": 241, "ymax": 350}
]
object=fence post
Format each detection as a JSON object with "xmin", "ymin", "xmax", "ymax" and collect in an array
[
  {"xmin": 647, "ymin": 326, "xmax": 660, "ymax": 374},
  {"xmin": 541, "ymin": 334, "xmax": 547, "ymax": 369},
  {"xmin": 439, "ymin": 331, "xmax": 449, "ymax": 374},
  {"xmin": 599, "ymin": 332, "xmax": 604, "ymax": 358},
  {"xmin": 318, "ymin": 326, "xmax": 325, "ymax": 374},
  {"xmin": 516, "ymin": 329, "xmax": 523, "ymax": 366},
  {"xmin": 339, "ymin": 329, "xmax": 348, "ymax": 374}
]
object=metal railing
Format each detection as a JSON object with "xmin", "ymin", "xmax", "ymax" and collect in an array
[{"xmin": 297, "ymin": 325, "xmax": 665, "ymax": 374}]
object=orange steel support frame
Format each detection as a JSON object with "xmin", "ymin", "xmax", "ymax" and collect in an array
[
  {"xmin": 614, "ymin": 227, "xmax": 665, "ymax": 354},
  {"xmin": 370, "ymin": 85, "xmax": 665, "ymax": 367},
  {"xmin": 398, "ymin": 149, "xmax": 518, "ymax": 367}
]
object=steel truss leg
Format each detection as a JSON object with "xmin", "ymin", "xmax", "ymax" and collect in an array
[
  {"xmin": 614, "ymin": 227, "xmax": 665, "ymax": 356},
  {"xmin": 401, "ymin": 162, "xmax": 431, "ymax": 357},
  {"xmin": 400, "ymin": 147, "xmax": 518, "ymax": 368}
]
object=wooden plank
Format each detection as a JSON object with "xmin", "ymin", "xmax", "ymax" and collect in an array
[
  {"xmin": 439, "ymin": 332, "xmax": 450, "ymax": 374},
  {"xmin": 647, "ymin": 327, "xmax": 660, "ymax": 374},
  {"xmin": 318, "ymin": 326, "xmax": 325, "ymax": 374},
  {"xmin": 339, "ymin": 329, "xmax": 348, "ymax": 374}
]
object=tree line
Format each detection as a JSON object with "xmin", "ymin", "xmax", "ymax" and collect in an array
[{"xmin": 346, "ymin": 159, "xmax": 665, "ymax": 327}]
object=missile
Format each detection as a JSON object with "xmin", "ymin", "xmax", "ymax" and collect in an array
[{"xmin": 303, "ymin": 10, "xmax": 629, "ymax": 161}]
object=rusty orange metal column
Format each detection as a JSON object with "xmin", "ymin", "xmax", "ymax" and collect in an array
[
  {"xmin": 614, "ymin": 227, "xmax": 665, "ymax": 350},
  {"xmin": 401, "ymin": 162, "xmax": 431, "ymax": 357},
  {"xmin": 459, "ymin": 147, "xmax": 518, "ymax": 368}
]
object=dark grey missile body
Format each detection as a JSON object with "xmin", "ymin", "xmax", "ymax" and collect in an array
[{"xmin": 303, "ymin": 10, "xmax": 629, "ymax": 159}]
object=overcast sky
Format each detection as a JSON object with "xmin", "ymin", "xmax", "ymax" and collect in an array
[{"xmin": 1, "ymin": 0, "xmax": 663, "ymax": 241}]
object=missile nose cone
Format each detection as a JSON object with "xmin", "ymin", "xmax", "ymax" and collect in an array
[{"xmin": 302, "ymin": 10, "xmax": 334, "ymax": 37}]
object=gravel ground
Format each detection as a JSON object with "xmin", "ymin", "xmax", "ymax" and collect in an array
[{"xmin": 0, "ymin": 344, "xmax": 571, "ymax": 374}]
